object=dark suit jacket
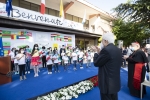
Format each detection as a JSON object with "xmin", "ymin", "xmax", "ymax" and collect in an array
[
  {"xmin": 94, "ymin": 43, "xmax": 122, "ymax": 94},
  {"xmin": 60, "ymin": 48, "xmax": 66, "ymax": 56}
]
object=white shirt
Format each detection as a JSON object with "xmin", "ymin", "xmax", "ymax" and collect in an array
[
  {"xmin": 16, "ymin": 54, "xmax": 26, "ymax": 65},
  {"xmin": 87, "ymin": 52, "xmax": 91, "ymax": 60},
  {"xmin": 72, "ymin": 52, "xmax": 77, "ymax": 61},
  {"xmin": 40, "ymin": 50, "xmax": 46, "ymax": 56},
  {"xmin": 61, "ymin": 52, "xmax": 65, "ymax": 57},
  {"xmin": 79, "ymin": 52, "xmax": 84, "ymax": 58},
  {"xmin": 52, "ymin": 54, "xmax": 58, "ymax": 63},
  {"xmin": 127, "ymin": 48, "xmax": 133, "ymax": 56},
  {"xmin": 9, "ymin": 51, "xmax": 15, "ymax": 61},
  {"xmin": 46, "ymin": 55, "xmax": 53, "ymax": 65},
  {"xmin": 14, "ymin": 55, "xmax": 19, "ymax": 63},
  {"xmin": 63, "ymin": 56, "xmax": 69, "ymax": 64}
]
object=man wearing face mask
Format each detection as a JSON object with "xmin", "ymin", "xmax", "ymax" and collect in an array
[
  {"xmin": 123, "ymin": 42, "xmax": 148, "ymax": 98},
  {"xmin": 93, "ymin": 32, "xmax": 122, "ymax": 100}
]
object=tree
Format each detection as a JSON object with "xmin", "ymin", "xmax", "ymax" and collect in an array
[
  {"xmin": 114, "ymin": 0, "xmax": 150, "ymax": 28},
  {"xmin": 112, "ymin": 19, "xmax": 150, "ymax": 46}
]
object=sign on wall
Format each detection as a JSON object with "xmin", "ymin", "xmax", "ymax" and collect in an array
[
  {"xmin": 0, "ymin": 27, "xmax": 75, "ymax": 56},
  {"xmin": 0, "ymin": 3, "xmax": 83, "ymax": 31}
]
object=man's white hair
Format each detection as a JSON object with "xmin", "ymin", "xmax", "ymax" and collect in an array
[{"xmin": 102, "ymin": 32, "xmax": 115, "ymax": 44}]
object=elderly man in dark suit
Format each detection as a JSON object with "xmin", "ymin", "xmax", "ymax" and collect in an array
[{"xmin": 92, "ymin": 32, "xmax": 122, "ymax": 100}]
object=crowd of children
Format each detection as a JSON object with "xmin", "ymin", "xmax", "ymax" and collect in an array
[{"xmin": 9, "ymin": 44, "xmax": 94, "ymax": 81}]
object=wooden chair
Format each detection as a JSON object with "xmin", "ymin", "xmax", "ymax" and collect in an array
[{"xmin": 141, "ymin": 72, "xmax": 150, "ymax": 99}]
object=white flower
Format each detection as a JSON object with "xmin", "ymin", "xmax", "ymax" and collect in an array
[
  {"xmin": 66, "ymin": 96, "xmax": 72, "ymax": 99},
  {"xmin": 63, "ymin": 89, "xmax": 67, "ymax": 92},
  {"xmin": 42, "ymin": 96, "xmax": 49, "ymax": 100},
  {"xmin": 50, "ymin": 93, "xmax": 55, "ymax": 100},
  {"xmin": 75, "ymin": 95, "xmax": 78, "ymax": 98},
  {"xmin": 60, "ymin": 96, "xmax": 66, "ymax": 100},
  {"xmin": 82, "ymin": 89, "xmax": 85, "ymax": 93}
]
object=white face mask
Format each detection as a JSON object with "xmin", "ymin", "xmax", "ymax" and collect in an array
[
  {"xmin": 16, "ymin": 52, "xmax": 18, "ymax": 54},
  {"xmin": 21, "ymin": 51, "xmax": 24, "ymax": 54},
  {"xmin": 100, "ymin": 43, "xmax": 104, "ymax": 50},
  {"xmin": 35, "ymin": 47, "xmax": 38, "ymax": 49}
]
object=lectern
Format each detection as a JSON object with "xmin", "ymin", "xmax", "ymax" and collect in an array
[{"xmin": 0, "ymin": 56, "xmax": 12, "ymax": 85}]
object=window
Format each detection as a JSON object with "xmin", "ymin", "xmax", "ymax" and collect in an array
[
  {"xmin": 55, "ymin": 10, "xmax": 59, "ymax": 17},
  {"xmin": 45, "ymin": 8, "xmax": 49, "ymax": 14},
  {"xmin": 31, "ymin": 3, "xmax": 39, "ymax": 12},
  {"xmin": 19, "ymin": 0, "xmax": 30, "ymax": 10},
  {"xmin": 49, "ymin": 8, "xmax": 56, "ymax": 16},
  {"xmin": 66, "ymin": 14, "xmax": 73, "ymax": 21},
  {"xmin": 12, "ymin": 0, "xmax": 19, "ymax": 6},
  {"xmin": 73, "ymin": 16, "xmax": 79, "ymax": 22},
  {"xmin": 79, "ymin": 18, "xmax": 83, "ymax": 23}
]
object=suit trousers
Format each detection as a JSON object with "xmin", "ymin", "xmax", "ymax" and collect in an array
[{"xmin": 100, "ymin": 93, "xmax": 118, "ymax": 100}]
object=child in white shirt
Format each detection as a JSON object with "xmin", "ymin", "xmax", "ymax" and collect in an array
[
  {"xmin": 72, "ymin": 49, "xmax": 78, "ymax": 70},
  {"xmin": 46, "ymin": 51, "xmax": 53, "ymax": 74},
  {"xmin": 52, "ymin": 50, "xmax": 60, "ymax": 73},
  {"xmin": 86, "ymin": 50, "xmax": 92, "ymax": 68},
  {"xmin": 61, "ymin": 50, "xmax": 65, "ymax": 66},
  {"xmin": 78, "ymin": 49, "xmax": 84, "ymax": 69},
  {"xmin": 14, "ymin": 50, "xmax": 19, "ymax": 75},
  {"xmin": 62, "ymin": 53, "xmax": 69, "ymax": 71},
  {"xmin": 16, "ymin": 48, "xmax": 26, "ymax": 81}
]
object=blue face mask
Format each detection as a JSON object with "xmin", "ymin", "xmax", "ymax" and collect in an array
[{"xmin": 131, "ymin": 47, "xmax": 135, "ymax": 51}]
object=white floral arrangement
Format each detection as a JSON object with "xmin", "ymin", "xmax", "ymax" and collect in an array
[{"xmin": 36, "ymin": 80, "xmax": 94, "ymax": 100}]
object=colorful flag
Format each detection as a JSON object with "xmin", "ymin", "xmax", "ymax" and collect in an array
[
  {"xmin": 68, "ymin": 36, "xmax": 72, "ymax": 42},
  {"xmin": 6, "ymin": 0, "xmax": 12, "ymax": 17},
  {"xmin": 17, "ymin": 36, "xmax": 26, "ymax": 39},
  {"xmin": 82, "ymin": 9, "xmax": 86, "ymax": 24},
  {"xmin": 26, "ymin": 32, "xmax": 32, "ymax": 36},
  {"xmin": 64, "ymin": 36, "xmax": 68, "ymax": 42},
  {"xmin": 0, "ymin": 33, "xmax": 4, "ymax": 56},
  {"xmin": 67, "ymin": 44, "xmax": 72, "ymax": 47},
  {"xmin": 40, "ymin": 0, "xmax": 45, "ymax": 14},
  {"xmin": 59, "ymin": 0, "xmax": 64, "ymax": 19},
  {"xmin": 11, "ymin": 34, "xmax": 17, "ymax": 39}
]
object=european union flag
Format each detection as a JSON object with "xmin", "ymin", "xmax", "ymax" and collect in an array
[
  {"xmin": 6, "ymin": 0, "xmax": 12, "ymax": 17},
  {"xmin": 0, "ymin": 33, "xmax": 4, "ymax": 56}
]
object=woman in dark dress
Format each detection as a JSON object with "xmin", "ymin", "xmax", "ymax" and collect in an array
[{"xmin": 123, "ymin": 42, "xmax": 148, "ymax": 98}]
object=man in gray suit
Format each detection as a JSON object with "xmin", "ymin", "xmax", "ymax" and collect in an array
[{"xmin": 92, "ymin": 32, "xmax": 122, "ymax": 100}]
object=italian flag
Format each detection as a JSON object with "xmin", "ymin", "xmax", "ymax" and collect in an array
[{"xmin": 40, "ymin": 0, "xmax": 45, "ymax": 14}]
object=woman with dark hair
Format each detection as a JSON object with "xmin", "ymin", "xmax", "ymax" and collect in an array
[
  {"xmin": 31, "ymin": 44, "xmax": 40, "ymax": 77},
  {"xmin": 9, "ymin": 47, "xmax": 16, "ymax": 71},
  {"xmin": 14, "ymin": 50, "xmax": 19, "ymax": 74},
  {"xmin": 40, "ymin": 46, "xmax": 47, "ymax": 68},
  {"xmin": 16, "ymin": 48, "xmax": 26, "ymax": 81}
]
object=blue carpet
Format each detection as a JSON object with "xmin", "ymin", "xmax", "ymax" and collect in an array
[
  {"xmin": 72, "ymin": 68, "xmax": 150, "ymax": 100},
  {"xmin": 0, "ymin": 64, "xmax": 98, "ymax": 100}
]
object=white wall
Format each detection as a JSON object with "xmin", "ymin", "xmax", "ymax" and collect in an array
[{"xmin": 89, "ymin": 15, "xmax": 112, "ymax": 35}]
